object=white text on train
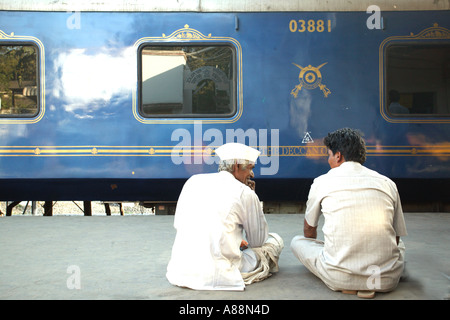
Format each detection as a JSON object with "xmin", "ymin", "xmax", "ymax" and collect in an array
[{"xmin": 171, "ymin": 121, "xmax": 279, "ymax": 176}]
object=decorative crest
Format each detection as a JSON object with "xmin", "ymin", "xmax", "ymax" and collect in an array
[
  {"xmin": 291, "ymin": 62, "xmax": 331, "ymax": 98},
  {"xmin": 409, "ymin": 23, "xmax": 450, "ymax": 38},
  {"xmin": 162, "ymin": 25, "xmax": 212, "ymax": 39},
  {"xmin": 0, "ymin": 30, "xmax": 15, "ymax": 39}
]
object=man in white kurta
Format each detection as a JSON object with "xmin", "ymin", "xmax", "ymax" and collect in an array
[
  {"xmin": 166, "ymin": 143, "xmax": 283, "ymax": 291},
  {"xmin": 291, "ymin": 128, "xmax": 407, "ymax": 294}
]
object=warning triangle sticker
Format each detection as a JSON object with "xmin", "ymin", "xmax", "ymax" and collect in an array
[{"xmin": 302, "ymin": 132, "xmax": 314, "ymax": 144}]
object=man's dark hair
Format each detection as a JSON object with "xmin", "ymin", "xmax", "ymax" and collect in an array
[
  {"xmin": 389, "ymin": 90, "xmax": 400, "ymax": 103},
  {"xmin": 323, "ymin": 128, "xmax": 366, "ymax": 164}
]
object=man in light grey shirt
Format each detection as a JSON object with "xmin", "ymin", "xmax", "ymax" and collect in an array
[{"xmin": 291, "ymin": 128, "xmax": 407, "ymax": 298}]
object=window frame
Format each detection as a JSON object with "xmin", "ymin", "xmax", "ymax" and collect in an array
[
  {"xmin": 379, "ymin": 25, "xmax": 450, "ymax": 124},
  {"xmin": 384, "ymin": 41, "xmax": 450, "ymax": 119},
  {"xmin": 137, "ymin": 42, "xmax": 237, "ymax": 119},
  {"xmin": 0, "ymin": 41, "xmax": 41, "ymax": 119}
]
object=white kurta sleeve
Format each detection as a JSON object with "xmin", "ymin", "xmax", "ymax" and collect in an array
[
  {"xmin": 392, "ymin": 184, "xmax": 408, "ymax": 237},
  {"xmin": 239, "ymin": 189, "xmax": 268, "ymax": 248},
  {"xmin": 305, "ymin": 178, "xmax": 323, "ymax": 227}
]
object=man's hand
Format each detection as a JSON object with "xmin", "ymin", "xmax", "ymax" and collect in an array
[
  {"xmin": 240, "ymin": 240, "xmax": 248, "ymax": 251},
  {"xmin": 304, "ymin": 219, "xmax": 317, "ymax": 239},
  {"xmin": 246, "ymin": 178, "xmax": 255, "ymax": 191},
  {"xmin": 245, "ymin": 170, "xmax": 256, "ymax": 190}
]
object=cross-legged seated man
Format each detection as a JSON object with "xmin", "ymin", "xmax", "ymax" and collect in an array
[
  {"xmin": 167, "ymin": 142, "xmax": 283, "ymax": 291},
  {"xmin": 290, "ymin": 128, "xmax": 407, "ymax": 298}
]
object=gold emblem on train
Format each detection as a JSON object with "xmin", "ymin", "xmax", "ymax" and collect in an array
[{"xmin": 291, "ymin": 62, "xmax": 331, "ymax": 98}]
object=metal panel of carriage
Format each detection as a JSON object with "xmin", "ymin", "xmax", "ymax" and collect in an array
[{"xmin": 0, "ymin": 1, "xmax": 448, "ymax": 208}]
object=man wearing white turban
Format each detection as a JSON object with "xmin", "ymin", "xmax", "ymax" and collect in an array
[{"xmin": 166, "ymin": 143, "xmax": 283, "ymax": 291}]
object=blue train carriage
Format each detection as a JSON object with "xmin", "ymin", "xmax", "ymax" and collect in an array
[{"xmin": 0, "ymin": 0, "xmax": 448, "ymax": 214}]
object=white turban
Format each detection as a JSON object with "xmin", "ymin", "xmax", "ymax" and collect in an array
[{"xmin": 215, "ymin": 143, "xmax": 260, "ymax": 163}]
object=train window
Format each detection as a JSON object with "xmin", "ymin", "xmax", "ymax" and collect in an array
[
  {"xmin": 386, "ymin": 44, "xmax": 450, "ymax": 116},
  {"xmin": 139, "ymin": 45, "xmax": 235, "ymax": 117},
  {"xmin": 0, "ymin": 44, "xmax": 38, "ymax": 117}
]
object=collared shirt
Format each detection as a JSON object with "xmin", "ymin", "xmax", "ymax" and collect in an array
[
  {"xmin": 305, "ymin": 161, "xmax": 407, "ymax": 290},
  {"xmin": 389, "ymin": 102, "xmax": 410, "ymax": 114},
  {"xmin": 166, "ymin": 171, "xmax": 268, "ymax": 291}
]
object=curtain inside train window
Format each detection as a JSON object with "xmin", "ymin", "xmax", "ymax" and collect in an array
[
  {"xmin": 139, "ymin": 45, "xmax": 235, "ymax": 117},
  {"xmin": 386, "ymin": 44, "xmax": 450, "ymax": 116},
  {"xmin": 0, "ymin": 44, "xmax": 38, "ymax": 117}
]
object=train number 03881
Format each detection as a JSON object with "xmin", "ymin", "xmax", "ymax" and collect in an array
[{"xmin": 289, "ymin": 19, "xmax": 332, "ymax": 33}]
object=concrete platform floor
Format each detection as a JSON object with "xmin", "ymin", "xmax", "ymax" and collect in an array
[{"xmin": 0, "ymin": 213, "xmax": 448, "ymax": 300}]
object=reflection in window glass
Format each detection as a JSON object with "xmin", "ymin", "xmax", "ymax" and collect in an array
[
  {"xmin": 140, "ymin": 45, "xmax": 235, "ymax": 117},
  {"xmin": 0, "ymin": 45, "xmax": 38, "ymax": 117},
  {"xmin": 386, "ymin": 44, "xmax": 450, "ymax": 116}
]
